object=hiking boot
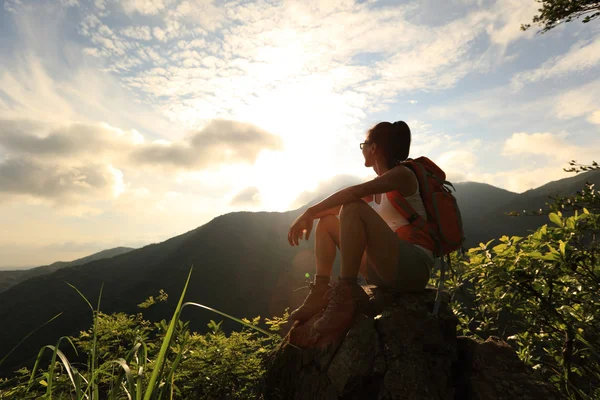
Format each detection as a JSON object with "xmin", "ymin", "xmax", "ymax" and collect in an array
[
  {"xmin": 289, "ymin": 281, "xmax": 331, "ymax": 322},
  {"xmin": 313, "ymin": 278, "xmax": 370, "ymax": 334}
]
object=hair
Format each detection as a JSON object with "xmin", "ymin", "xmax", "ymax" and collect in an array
[{"xmin": 366, "ymin": 120, "xmax": 411, "ymax": 169}]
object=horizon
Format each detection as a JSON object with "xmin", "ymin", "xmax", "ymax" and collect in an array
[{"xmin": 1, "ymin": 0, "xmax": 600, "ymax": 267}]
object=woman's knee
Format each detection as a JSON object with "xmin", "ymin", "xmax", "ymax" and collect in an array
[{"xmin": 339, "ymin": 200, "xmax": 365, "ymax": 217}]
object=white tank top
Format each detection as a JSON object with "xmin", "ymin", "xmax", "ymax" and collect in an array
[{"xmin": 371, "ymin": 169, "xmax": 435, "ymax": 261}]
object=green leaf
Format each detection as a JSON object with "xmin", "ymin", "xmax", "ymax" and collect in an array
[
  {"xmin": 549, "ymin": 212, "xmax": 563, "ymax": 227},
  {"xmin": 527, "ymin": 251, "xmax": 544, "ymax": 258},
  {"xmin": 492, "ymin": 244, "xmax": 508, "ymax": 253},
  {"xmin": 541, "ymin": 253, "xmax": 559, "ymax": 261}
]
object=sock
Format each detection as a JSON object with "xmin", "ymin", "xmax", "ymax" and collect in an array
[{"xmin": 314, "ymin": 274, "xmax": 331, "ymax": 286}]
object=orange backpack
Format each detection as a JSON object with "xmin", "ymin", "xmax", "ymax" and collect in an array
[{"xmin": 385, "ymin": 156, "xmax": 466, "ymax": 314}]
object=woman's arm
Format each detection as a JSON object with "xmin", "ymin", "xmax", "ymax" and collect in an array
[
  {"xmin": 305, "ymin": 166, "xmax": 415, "ymax": 218},
  {"xmin": 311, "ymin": 205, "xmax": 342, "ymax": 219},
  {"xmin": 314, "ymin": 196, "xmax": 373, "ymax": 219},
  {"xmin": 288, "ymin": 167, "xmax": 415, "ymax": 246},
  {"xmin": 309, "ymin": 196, "xmax": 373, "ymax": 219}
]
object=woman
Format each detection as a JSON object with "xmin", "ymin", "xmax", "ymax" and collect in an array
[{"xmin": 287, "ymin": 121, "xmax": 435, "ymax": 334}]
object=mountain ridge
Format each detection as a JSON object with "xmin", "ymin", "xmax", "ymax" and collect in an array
[{"xmin": 0, "ymin": 247, "xmax": 135, "ymax": 294}]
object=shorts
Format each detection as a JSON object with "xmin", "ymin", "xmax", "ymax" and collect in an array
[{"xmin": 366, "ymin": 239, "xmax": 435, "ymax": 292}]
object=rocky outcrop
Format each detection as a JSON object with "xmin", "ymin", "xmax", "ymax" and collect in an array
[{"xmin": 264, "ymin": 286, "xmax": 560, "ymax": 400}]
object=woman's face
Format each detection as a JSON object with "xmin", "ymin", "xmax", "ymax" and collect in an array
[{"xmin": 362, "ymin": 136, "xmax": 375, "ymax": 168}]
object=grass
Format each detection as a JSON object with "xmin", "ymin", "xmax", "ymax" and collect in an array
[{"xmin": 0, "ymin": 265, "xmax": 293, "ymax": 400}]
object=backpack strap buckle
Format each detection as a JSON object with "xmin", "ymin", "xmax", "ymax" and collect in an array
[{"xmin": 408, "ymin": 213, "xmax": 420, "ymax": 223}]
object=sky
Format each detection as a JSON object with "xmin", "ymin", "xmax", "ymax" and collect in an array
[{"xmin": 1, "ymin": 0, "xmax": 599, "ymax": 268}]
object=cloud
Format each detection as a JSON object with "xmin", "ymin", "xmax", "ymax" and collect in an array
[
  {"xmin": 0, "ymin": 118, "xmax": 281, "ymax": 201},
  {"xmin": 0, "ymin": 119, "xmax": 142, "ymax": 161},
  {"xmin": 442, "ymin": 132, "xmax": 599, "ymax": 193},
  {"xmin": 66, "ymin": 0, "xmax": 541, "ymax": 139},
  {"xmin": 131, "ymin": 119, "xmax": 283, "ymax": 169},
  {"xmin": 122, "ymin": 0, "xmax": 169, "ymax": 15},
  {"xmin": 0, "ymin": 10, "xmax": 175, "ymax": 137},
  {"xmin": 4, "ymin": 0, "xmax": 22, "ymax": 13},
  {"xmin": 229, "ymin": 186, "xmax": 261, "ymax": 206},
  {"xmin": 511, "ymin": 37, "xmax": 600, "ymax": 90},
  {"xmin": 170, "ymin": 0, "xmax": 226, "ymax": 32},
  {"xmin": 0, "ymin": 157, "xmax": 121, "ymax": 200},
  {"xmin": 153, "ymin": 26, "xmax": 167, "ymax": 41},
  {"xmin": 502, "ymin": 132, "xmax": 598, "ymax": 163},
  {"xmin": 554, "ymin": 79, "xmax": 600, "ymax": 125},
  {"xmin": 478, "ymin": 165, "xmax": 580, "ymax": 194},
  {"xmin": 120, "ymin": 26, "xmax": 153, "ymax": 40},
  {"xmin": 59, "ymin": 0, "xmax": 80, "ymax": 6},
  {"xmin": 437, "ymin": 149, "xmax": 479, "ymax": 183},
  {"xmin": 589, "ymin": 110, "xmax": 600, "ymax": 125},
  {"xmin": 484, "ymin": 0, "xmax": 538, "ymax": 48}
]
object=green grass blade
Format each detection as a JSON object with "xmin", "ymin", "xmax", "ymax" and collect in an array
[
  {"xmin": 143, "ymin": 266, "xmax": 193, "ymax": 400},
  {"xmin": 121, "ymin": 382, "xmax": 133, "ymax": 400},
  {"xmin": 108, "ymin": 359, "xmax": 136, "ymax": 397},
  {"xmin": 182, "ymin": 301, "xmax": 300, "ymax": 351},
  {"xmin": 26, "ymin": 345, "xmax": 57, "ymax": 393},
  {"xmin": 181, "ymin": 302, "xmax": 276, "ymax": 338},
  {"xmin": 65, "ymin": 282, "xmax": 94, "ymax": 312},
  {"xmin": 136, "ymin": 340, "xmax": 148, "ymax": 400},
  {"xmin": 183, "ymin": 302, "xmax": 295, "ymax": 347},
  {"xmin": 46, "ymin": 336, "xmax": 79, "ymax": 398},
  {"xmin": 122, "ymin": 382, "xmax": 133, "ymax": 400},
  {"xmin": 157, "ymin": 338, "xmax": 187, "ymax": 400},
  {"xmin": 73, "ymin": 369, "xmax": 84, "ymax": 400},
  {"xmin": 91, "ymin": 283, "xmax": 103, "ymax": 400},
  {"xmin": 49, "ymin": 346, "xmax": 78, "ymax": 398},
  {"xmin": 0, "ymin": 312, "xmax": 62, "ymax": 367},
  {"xmin": 66, "ymin": 281, "xmax": 103, "ymax": 399},
  {"xmin": 109, "ymin": 341, "xmax": 142, "ymax": 400}
]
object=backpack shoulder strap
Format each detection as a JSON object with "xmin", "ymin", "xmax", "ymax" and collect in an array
[{"xmin": 385, "ymin": 190, "xmax": 427, "ymax": 231}]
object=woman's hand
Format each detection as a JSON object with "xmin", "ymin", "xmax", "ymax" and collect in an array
[{"xmin": 288, "ymin": 211, "xmax": 314, "ymax": 246}]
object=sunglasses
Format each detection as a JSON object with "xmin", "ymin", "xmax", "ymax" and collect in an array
[{"xmin": 359, "ymin": 141, "xmax": 371, "ymax": 150}]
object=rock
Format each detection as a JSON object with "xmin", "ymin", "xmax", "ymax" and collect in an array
[
  {"xmin": 455, "ymin": 336, "xmax": 561, "ymax": 400},
  {"xmin": 263, "ymin": 285, "xmax": 560, "ymax": 400}
]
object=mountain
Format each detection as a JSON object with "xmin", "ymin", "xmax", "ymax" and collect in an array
[
  {"xmin": 0, "ymin": 170, "xmax": 598, "ymax": 376},
  {"xmin": 0, "ymin": 211, "xmax": 311, "ymax": 376},
  {"xmin": 451, "ymin": 181, "xmax": 519, "ymax": 248},
  {"xmin": 0, "ymin": 247, "xmax": 135, "ymax": 294},
  {"xmin": 464, "ymin": 170, "xmax": 600, "ymax": 246}
]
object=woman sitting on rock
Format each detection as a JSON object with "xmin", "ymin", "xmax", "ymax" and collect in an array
[{"xmin": 287, "ymin": 121, "xmax": 436, "ymax": 334}]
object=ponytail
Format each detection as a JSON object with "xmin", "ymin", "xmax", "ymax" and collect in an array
[{"xmin": 367, "ymin": 120, "xmax": 411, "ymax": 169}]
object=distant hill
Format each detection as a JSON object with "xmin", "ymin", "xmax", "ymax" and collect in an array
[
  {"xmin": 0, "ymin": 247, "xmax": 134, "ymax": 294},
  {"xmin": 0, "ymin": 169, "xmax": 598, "ymax": 376},
  {"xmin": 451, "ymin": 181, "xmax": 519, "ymax": 248},
  {"xmin": 464, "ymin": 170, "xmax": 600, "ymax": 246}
]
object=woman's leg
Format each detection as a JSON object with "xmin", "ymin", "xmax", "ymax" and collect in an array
[
  {"xmin": 338, "ymin": 201, "xmax": 399, "ymax": 284},
  {"xmin": 314, "ymin": 200, "xmax": 398, "ymax": 332},
  {"xmin": 290, "ymin": 214, "xmax": 368, "ymax": 322},
  {"xmin": 315, "ymin": 214, "xmax": 369, "ymax": 278},
  {"xmin": 314, "ymin": 215, "xmax": 339, "ymax": 277}
]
